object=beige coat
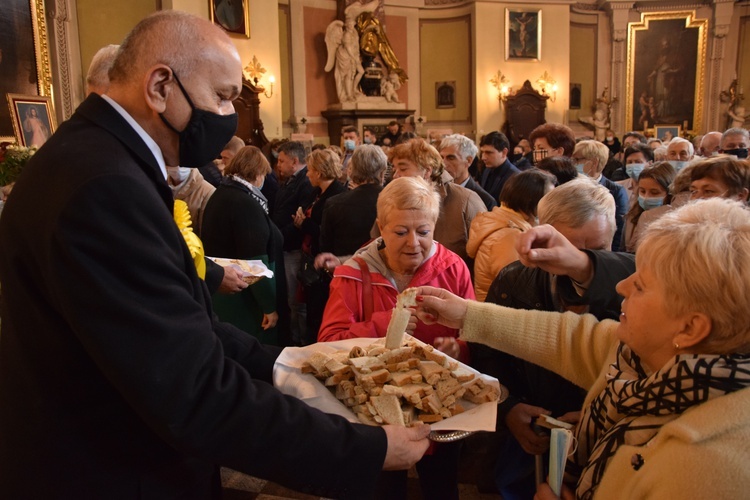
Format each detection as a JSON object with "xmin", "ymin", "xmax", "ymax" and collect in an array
[
  {"xmin": 461, "ymin": 302, "xmax": 750, "ymax": 499},
  {"xmin": 171, "ymin": 169, "xmax": 216, "ymax": 237},
  {"xmin": 466, "ymin": 205, "xmax": 531, "ymax": 301}
]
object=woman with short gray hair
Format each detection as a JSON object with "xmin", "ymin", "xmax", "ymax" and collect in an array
[{"xmin": 319, "ymin": 144, "xmax": 387, "ymax": 258}]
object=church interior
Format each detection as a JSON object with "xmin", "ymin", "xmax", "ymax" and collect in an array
[
  {"xmin": 2, "ymin": 1, "xmax": 750, "ymax": 499},
  {"xmin": 5, "ymin": 0, "xmax": 750, "ymax": 148}
]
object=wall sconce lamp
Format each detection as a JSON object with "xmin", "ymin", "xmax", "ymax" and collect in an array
[
  {"xmin": 490, "ymin": 70, "xmax": 512, "ymax": 101},
  {"xmin": 243, "ymin": 55, "xmax": 275, "ymax": 98},
  {"xmin": 263, "ymin": 75, "xmax": 275, "ymax": 99},
  {"xmin": 536, "ymin": 71, "xmax": 557, "ymax": 103}
]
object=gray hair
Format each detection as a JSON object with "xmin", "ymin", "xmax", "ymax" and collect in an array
[
  {"xmin": 721, "ymin": 127, "xmax": 750, "ymax": 146},
  {"xmin": 350, "ymin": 145, "xmax": 387, "ymax": 185},
  {"xmin": 278, "ymin": 141, "xmax": 307, "ymax": 163},
  {"xmin": 538, "ymin": 177, "xmax": 616, "ymax": 236},
  {"xmin": 86, "ymin": 44, "xmax": 119, "ymax": 94},
  {"xmin": 109, "ymin": 11, "xmax": 225, "ymax": 84},
  {"xmin": 438, "ymin": 134, "xmax": 478, "ymax": 162},
  {"xmin": 667, "ymin": 137, "xmax": 694, "ymax": 157}
]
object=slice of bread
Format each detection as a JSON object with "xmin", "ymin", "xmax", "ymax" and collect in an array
[{"xmin": 371, "ymin": 394, "xmax": 405, "ymax": 426}]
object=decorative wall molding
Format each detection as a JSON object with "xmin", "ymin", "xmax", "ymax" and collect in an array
[
  {"xmin": 424, "ymin": 0, "xmax": 468, "ymax": 5},
  {"xmin": 52, "ymin": 0, "xmax": 73, "ymax": 119}
]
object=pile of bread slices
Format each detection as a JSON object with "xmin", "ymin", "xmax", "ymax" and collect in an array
[{"xmin": 301, "ymin": 339, "xmax": 499, "ymax": 426}]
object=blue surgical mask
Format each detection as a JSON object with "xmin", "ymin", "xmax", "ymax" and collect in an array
[
  {"xmin": 625, "ymin": 163, "xmax": 645, "ymax": 181},
  {"xmin": 668, "ymin": 160, "xmax": 687, "ymax": 172},
  {"xmin": 363, "ymin": 136, "xmax": 374, "ymax": 145},
  {"xmin": 722, "ymin": 148, "xmax": 749, "ymax": 159},
  {"xmin": 575, "ymin": 163, "xmax": 586, "ymax": 174},
  {"xmin": 271, "ymin": 150, "xmax": 279, "ymax": 159},
  {"xmin": 638, "ymin": 195, "xmax": 664, "ymax": 211},
  {"xmin": 344, "ymin": 139, "xmax": 356, "ymax": 151}
]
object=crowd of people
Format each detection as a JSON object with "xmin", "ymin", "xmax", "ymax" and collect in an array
[{"xmin": 2, "ymin": 10, "xmax": 750, "ymax": 500}]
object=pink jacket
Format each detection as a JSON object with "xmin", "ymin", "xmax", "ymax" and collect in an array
[{"xmin": 318, "ymin": 239, "xmax": 475, "ymax": 363}]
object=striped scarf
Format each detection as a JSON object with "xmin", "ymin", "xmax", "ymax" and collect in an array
[{"xmin": 572, "ymin": 343, "xmax": 750, "ymax": 499}]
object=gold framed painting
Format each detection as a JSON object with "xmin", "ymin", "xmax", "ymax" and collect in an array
[
  {"xmin": 7, "ymin": 94, "xmax": 56, "ymax": 148},
  {"xmin": 210, "ymin": 0, "xmax": 250, "ymax": 38},
  {"xmin": 505, "ymin": 9, "xmax": 541, "ymax": 61},
  {"xmin": 1, "ymin": 0, "xmax": 53, "ymax": 143},
  {"xmin": 625, "ymin": 11, "xmax": 707, "ymax": 134},
  {"xmin": 653, "ymin": 124, "xmax": 681, "ymax": 142}
]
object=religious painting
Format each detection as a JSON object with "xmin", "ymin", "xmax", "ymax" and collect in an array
[
  {"xmin": 1, "ymin": 0, "xmax": 53, "ymax": 143},
  {"xmin": 435, "ymin": 81, "xmax": 456, "ymax": 109},
  {"xmin": 7, "ymin": 94, "xmax": 56, "ymax": 148},
  {"xmin": 654, "ymin": 124, "xmax": 680, "ymax": 142},
  {"xmin": 505, "ymin": 9, "xmax": 541, "ymax": 61},
  {"xmin": 626, "ymin": 12, "xmax": 707, "ymax": 134},
  {"xmin": 210, "ymin": 0, "xmax": 250, "ymax": 38}
]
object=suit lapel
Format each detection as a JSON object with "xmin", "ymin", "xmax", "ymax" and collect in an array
[{"xmin": 76, "ymin": 94, "xmax": 175, "ymax": 212}]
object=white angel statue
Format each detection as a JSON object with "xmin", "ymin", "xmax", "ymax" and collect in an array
[{"xmin": 325, "ymin": 19, "xmax": 364, "ymax": 103}]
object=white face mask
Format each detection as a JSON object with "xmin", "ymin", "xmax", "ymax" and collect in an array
[{"xmin": 167, "ymin": 166, "xmax": 191, "ymax": 184}]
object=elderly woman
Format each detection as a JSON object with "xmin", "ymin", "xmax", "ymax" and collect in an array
[
  {"xmin": 201, "ymin": 146, "xmax": 283, "ymax": 345},
  {"xmin": 319, "ymin": 176, "xmax": 474, "ymax": 500},
  {"xmin": 572, "ymin": 140, "xmax": 629, "ymax": 251},
  {"xmin": 319, "ymin": 144, "xmax": 386, "ymax": 258},
  {"xmin": 292, "ymin": 148, "xmax": 346, "ymax": 343},
  {"xmin": 467, "ymin": 169, "xmax": 556, "ymax": 301},
  {"xmin": 385, "ymin": 139, "xmax": 486, "ymax": 266},
  {"xmin": 688, "ymin": 155, "xmax": 750, "ymax": 204},
  {"xmin": 529, "ymin": 123, "xmax": 577, "ymax": 165},
  {"xmin": 416, "ymin": 198, "xmax": 750, "ymax": 499},
  {"xmin": 319, "ymin": 176, "xmax": 474, "ymax": 357}
]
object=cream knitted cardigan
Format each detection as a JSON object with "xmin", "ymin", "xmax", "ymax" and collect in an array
[{"xmin": 461, "ymin": 301, "xmax": 750, "ymax": 499}]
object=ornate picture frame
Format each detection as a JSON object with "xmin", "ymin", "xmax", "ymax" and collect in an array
[
  {"xmin": 654, "ymin": 124, "xmax": 681, "ymax": 142},
  {"xmin": 7, "ymin": 93, "xmax": 56, "ymax": 148},
  {"xmin": 210, "ymin": 0, "xmax": 251, "ymax": 38},
  {"xmin": 505, "ymin": 9, "xmax": 541, "ymax": 61},
  {"xmin": 626, "ymin": 11, "xmax": 707, "ymax": 134},
  {"xmin": 1, "ymin": 0, "xmax": 53, "ymax": 143}
]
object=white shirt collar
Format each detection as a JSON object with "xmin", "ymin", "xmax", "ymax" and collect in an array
[{"xmin": 101, "ymin": 94, "xmax": 168, "ymax": 180}]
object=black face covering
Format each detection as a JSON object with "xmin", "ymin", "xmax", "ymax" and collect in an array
[
  {"xmin": 160, "ymin": 69, "xmax": 238, "ymax": 168},
  {"xmin": 722, "ymin": 148, "xmax": 749, "ymax": 159}
]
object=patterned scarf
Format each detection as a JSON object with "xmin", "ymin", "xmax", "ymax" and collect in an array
[
  {"xmin": 572, "ymin": 343, "xmax": 750, "ymax": 499},
  {"xmin": 231, "ymin": 175, "xmax": 268, "ymax": 214}
]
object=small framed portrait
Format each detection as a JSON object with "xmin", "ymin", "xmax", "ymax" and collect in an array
[
  {"xmin": 210, "ymin": 0, "xmax": 250, "ymax": 37},
  {"xmin": 435, "ymin": 81, "xmax": 456, "ymax": 109},
  {"xmin": 506, "ymin": 9, "xmax": 541, "ymax": 61},
  {"xmin": 654, "ymin": 124, "xmax": 680, "ymax": 142},
  {"xmin": 6, "ymin": 94, "xmax": 56, "ymax": 148}
]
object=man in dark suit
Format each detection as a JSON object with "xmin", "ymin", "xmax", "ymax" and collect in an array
[
  {"xmin": 478, "ymin": 131, "xmax": 520, "ymax": 202},
  {"xmin": 0, "ymin": 11, "xmax": 428, "ymax": 499},
  {"xmin": 439, "ymin": 133, "xmax": 497, "ymax": 211},
  {"xmin": 272, "ymin": 140, "xmax": 314, "ymax": 346}
]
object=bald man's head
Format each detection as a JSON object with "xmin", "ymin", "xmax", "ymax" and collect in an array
[
  {"xmin": 109, "ymin": 10, "xmax": 237, "ymax": 86},
  {"xmin": 105, "ymin": 11, "xmax": 242, "ymax": 168}
]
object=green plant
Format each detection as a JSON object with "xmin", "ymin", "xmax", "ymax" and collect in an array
[{"xmin": 0, "ymin": 144, "xmax": 36, "ymax": 186}]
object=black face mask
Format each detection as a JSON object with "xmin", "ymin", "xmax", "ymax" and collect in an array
[
  {"xmin": 722, "ymin": 148, "xmax": 749, "ymax": 159},
  {"xmin": 160, "ymin": 69, "xmax": 238, "ymax": 168}
]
